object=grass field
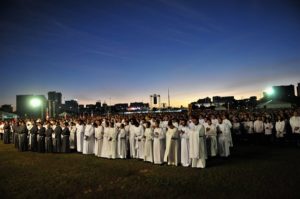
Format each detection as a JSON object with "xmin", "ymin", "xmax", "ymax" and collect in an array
[{"xmin": 1, "ymin": 142, "xmax": 300, "ymax": 199}]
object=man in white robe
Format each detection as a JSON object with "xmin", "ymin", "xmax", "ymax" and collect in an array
[
  {"xmin": 76, "ymin": 120, "xmax": 85, "ymax": 152},
  {"xmin": 135, "ymin": 123, "xmax": 145, "ymax": 159},
  {"xmin": 82, "ymin": 120, "xmax": 95, "ymax": 155},
  {"xmin": 108, "ymin": 122, "xmax": 118, "ymax": 159},
  {"xmin": 164, "ymin": 121, "xmax": 180, "ymax": 166},
  {"xmin": 101, "ymin": 122, "xmax": 110, "ymax": 158},
  {"xmin": 144, "ymin": 122, "xmax": 154, "ymax": 163},
  {"xmin": 217, "ymin": 118, "xmax": 231, "ymax": 157},
  {"xmin": 204, "ymin": 119, "xmax": 218, "ymax": 157},
  {"xmin": 189, "ymin": 115, "xmax": 206, "ymax": 168},
  {"xmin": 129, "ymin": 120, "xmax": 137, "ymax": 158},
  {"xmin": 153, "ymin": 121, "xmax": 165, "ymax": 164},
  {"xmin": 118, "ymin": 124, "xmax": 127, "ymax": 159},
  {"xmin": 94, "ymin": 121, "xmax": 103, "ymax": 157},
  {"xmin": 179, "ymin": 119, "xmax": 190, "ymax": 167}
]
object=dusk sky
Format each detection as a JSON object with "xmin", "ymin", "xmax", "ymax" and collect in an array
[{"xmin": 1, "ymin": 0, "xmax": 300, "ymax": 108}]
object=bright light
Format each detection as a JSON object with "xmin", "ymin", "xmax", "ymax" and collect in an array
[
  {"xmin": 30, "ymin": 98, "xmax": 42, "ymax": 108},
  {"xmin": 266, "ymin": 87, "xmax": 274, "ymax": 95}
]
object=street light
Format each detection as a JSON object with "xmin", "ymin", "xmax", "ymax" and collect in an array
[
  {"xmin": 30, "ymin": 98, "xmax": 43, "ymax": 119},
  {"xmin": 266, "ymin": 87, "xmax": 274, "ymax": 96}
]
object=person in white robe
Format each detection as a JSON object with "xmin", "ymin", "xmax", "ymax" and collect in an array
[
  {"xmin": 189, "ymin": 115, "xmax": 206, "ymax": 168},
  {"xmin": 275, "ymin": 116, "xmax": 286, "ymax": 144},
  {"xmin": 204, "ymin": 118, "xmax": 218, "ymax": 157},
  {"xmin": 129, "ymin": 120, "xmax": 137, "ymax": 158},
  {"xmin": 76, "ymin": 120, "xmax": 85, "ymax": 152},
  {"xmin": 179, "ymin": 119, "xmax": 190, "ymax": 167},
  {"xmin": 108, "ymin": 122, "xmax": 118, "ymax": 159},
  {"xmin": 94, "ymin": 120, "xmax": 104, "ymax": 157},
  {"xmin": 264, "ymin": 118, "xmax": 273, "ymax": 144},
  {"xmin": 101, "ymin": 122, "xmax": 110, "ymax": 158},
  {"xmin": 217, "ymin": 118, "xmax": 231, "ymax": 157},
  {"xmin": 222, "ymin": 115, "xmax": 233, "ymax": 147},
  {"xmin": 69, "ymin": 122, "xmax": 77, "ymax": 150},
  {"xmin": 254, "ymin": 117, "xmax": 264, "ymax": 144},
  {"xmin": 118, "ymin": 124, "xmax": 127, "ymax": 159},
  {"xmin": 290, "ymin": 111, "xmax": 300, "ymax": 146},
  {"xmin": 82, "ymin": 120, "xmax": 95, "ymax": 155},
  {"xmin": 135, "ymin": 122, "xmax": 145, "ymax": 159},
  {"xmin": 153, "ymin": 120, "xmax": 165, "ymax": 164},
  {"xmin": 144, "ymin": 122, "xmax": 154, "ymax": 163},
  {"xmin": 164, "ymin": 121, "xmax": 180, "ymax": 166}
]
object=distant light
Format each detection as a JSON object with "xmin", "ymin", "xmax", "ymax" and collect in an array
[
  {"xmin": 266, "ymin": 87, "xmax": 274, "ymax": 95},
  {"xmin": 30, "ymin": 98, "xmax": 42, "ymax": 108}
]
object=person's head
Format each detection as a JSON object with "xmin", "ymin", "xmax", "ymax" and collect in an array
[
  {"xmin": 180, "ymin": 119, "xmax": 187, "ymax": 126},
  {"xmin": 145, "ymin": 121, "xmax": 151, "ymax": 128},
  {"xmin": 154, "ymin": 120, "xmax": 160, "ymax": 128},
  {"xmin": 87, "ymin": 119, "xmax": 91, "ymax": 124},
  {"xmin": 110, "ymin": 122, "xmax": 114, "ymax": 128},
  {"xmin": 190, "ymin": 115, "xmax": 199, "ymax": 125},
  {"xmin": 120, "ymin": 123, "xmax": 125, "ymax": 129},
  {"xmin": 294, "ymin": 111, "xmax": 298, "ymax": 117},
  {"xmin": 218, "ymin": 117, "xmax": 223, "ymax": 124},
  {"xmin": 168, "ymin": 120, "xmax": 174, "ymax": 128},
  {"xmin": 207, "ymin": 118, "xmax": 212, "ymax": 125}
]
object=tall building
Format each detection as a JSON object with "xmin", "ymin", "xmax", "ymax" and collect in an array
[
  {"xmin": 272, "ymin": 85, "xmax": 295, "ymax": 99},
  {"xmin": 48, "ymin": 91, "xmax": 62, "ymax": 117},
  {"xmin": 65, "ymin": 100, "xmax": 79, "ymax": 114},
  {"xmin": 16, "ymin": 95, "xmax": 47, "ymax": 118},
  {"xmin": 297, "ymin": 83, "xmax": 300, "ymax": 97},
  {"xmin": 150, "ymin": 94, "xmax": 161, "ymax": 109}
]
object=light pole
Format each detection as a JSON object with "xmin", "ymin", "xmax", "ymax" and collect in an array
[{"xmin": 30, "ymin": 98, "xmax": 43, "ymax": 119}]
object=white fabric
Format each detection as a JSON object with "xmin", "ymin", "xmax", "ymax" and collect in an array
[
  {"xmin": 290, "ymin": 116, "xmax": 300, "ymax": 134},
  {"xmin": 179, "ymin": 125, "xmax": 190, "ymax": 167},
  {"xmin": 189, "ymin": 124, "xmax": 206, "ymax": 168},
  {"xmin": 217, "ymin": 123, "xmax": 231, "ymax": 157},
  {"xmin": 164, "ymin": 127, "xmax": 180, "ymax": 166},
  {"xmin": 144, "ymin": 128, "xmax": 154, "ymax": 162},
  {"xmin": 76, "ymin": 124, "xmax": 85, "ymax": 152},
  {"xmin": 82, "ymin": 124, "xmax": 95, "ymax": 155},
  {"xmin": 118, "ymin": 129, "xmax": 127, "ymax": 159},
  {"xmin": 94, "ymin": 126, "xmax": 103, "ymax": 157},
  {"xmin": 153, "ymin": 127, "xmax": 165, "ymax": 164}
]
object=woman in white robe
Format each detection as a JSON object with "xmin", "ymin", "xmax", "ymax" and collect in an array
[
  {"xmin": 144, "ymin": 122, "xmax": 154, "ymax": 163},
  {"xmin": 118, "ymin": 124, "xmax": 127, "ymax": 159},
  {"xmin": 101, "ymin": 122, "xmax": 110, "ymax": 158},
  {"xmin": 94, "ymin": 121, "xmax": 104, "ymax": 157},
  {"xmin": 82, "ymin": 120, "xmax": 95, "ymax": 155},
  {"xmin": 164, "ymin": 121, "xmax": 180, "ymax": 166},
  {"xmin": 179, "ymin": 119, "xmax": 190, "ymax": 167},
  {"xmin": 204, "ymin": 119, "xmax": 218, "ymax": 157},
  {"xmin": 217, "ymin": 118, "xmax": 231, "ymax": 157},
  {"xmin": 153, "ymin": 121, "xmax": 165, "ymax": 165}
]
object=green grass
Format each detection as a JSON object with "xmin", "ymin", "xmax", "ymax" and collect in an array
[{"xmin": 1, "ymin": 142, "xmax": 300, "ymax": 199}]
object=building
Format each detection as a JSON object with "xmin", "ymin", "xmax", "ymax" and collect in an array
[
  {"xmin": 150, "ymin": 94, "xmax": 161, "ymax": 109},
  {"xmin": 128, "ymin": 102, "xmax": 149, "ymax": 111},
  {"xmin": 16, "ymin": 95, "xmax": 47, "ymax": 119},
  {"xmin": 273, "ymin": 85, "xmax": 295, "ymax": 99},
  {"xmin": 297, "ymin": 83, "xmax": 300, "ymax": 97},
  {"xmin": 48, "ymin": 91, "xmax": 62, "ymax": 117},
  {"xmin": 0, "ymin": 104, "xmax": 13, "ymax": 113},
  {"xmin": 65, "ymin": 100, "xmax": 79, "ymax": 114},
  {"xmin": 115, "ymin": 103, "xmax": 128, "ymax": 112}
]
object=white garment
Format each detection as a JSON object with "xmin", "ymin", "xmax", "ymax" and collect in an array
[
  {"xmin": 205, "ymin": 124, "xmax": 218, "ymax": 157},
  {"xmin": 164, "ymin": 127, "xmax": 180, "ymax": 166},
  {"xmin": 108, "ymin": 127, "xmax": 118, "ymax": 159},
  {"xmin": 179, "ymin": 126, "xmax": 190, "ymax": 167},
  {"xmin": 70, "ymin": 126, "xmax": 77, "ymax": 149},
  {"xmin": 153, "ymin": 127, "xmax": 165, "ymax": 164},
  {"xmin": 135, "ymin": 125, "xmax": 145, "ymax": 159},
  {"xmin": 243, "ymin": 121, "xmax": 254, "ymax": 134},
  {"xmin": 264, "ymin": 123, "xmax": 273, "ymax": 135},
  {"xmin": 82, "ymin": 124, "xmax": 95, "ymax": 155},
  {"xmin": 94, "ymin": 126, "xmax": 103, "ymax": 157},
  {"xmin": 76, "ymin": 124, "xmax": 85, "ymax": 152},
  {"xmin": 217, "ymin": 123, "xmax": 231, "ymax": 157},
  {"xmin": 254, "ymin": 120, "xmax": 264, "ymax": 133},
  {"xmin": 129, "ymin": 124, "xmax": 136, "ymax": 158},
  {"xmin": 144, "ymin": 128, "xmax": 154, "ymax": 163},
  {"xmin": 189, "ymin": 124, "xmax": 206, "ymax": 168},
  {"xmin": 275, "ymin": 121, "xmax": 286, "ymax": 138},
  {"xmin": 223, "ymin": 119, "xmax": 233, "ymax": 147},
  {"xmin": 118, "ymin": 129, "xmax": 127, "ymax": 159},
  {"xmin": 290, "ymin": 116, "xmax": 300, "ymax": 134},
  {"xmin": 100, "ymin": 127, "xmax": 110, "ymax": 158}
]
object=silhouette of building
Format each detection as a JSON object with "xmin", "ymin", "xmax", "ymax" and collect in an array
[
  {"xmin": 48, "ymin": 91, "xmax": 62, "ymax": 117},
  {"xmin": 0, "ymin": 104, "xmax": 13, "ymax": 113}
]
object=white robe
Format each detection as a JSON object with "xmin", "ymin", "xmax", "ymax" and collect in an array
[
  {"xmin": 217, "ymin": 123, "xmax": 231, "ymax": 157},
  {"xmin": 290, "ymin": 116, "xmax": 300, "ymax": 134},
  {"xmin": 82, "ymin": 124, "xmax": 95, "ymax": 155},
  {"xmin": 179, "ymin": 125, "xmax": 190, "ymax": 167},
  {"xmin": 118, "ymin": 129, "xmax": 127, "ymax": 159},
  {"xmin": 189, "ymin": 124, "xmax": 206, "ymax": 168},
  {"xmin": 205, "ymin": 124, "xmax": 218, "ymax": 157},
  {"xmin": 70, "ymin": 126, "xmax": 76, "ymax": 149},
  {"xmin": 164, "ymin": 127, "xmax": 180, "ymax": 166},
  {"xmin": 76, "ymin": 124, "xmax": 85, "ymax": 152},
  {"xmin": 108, "ymin": 127, "xmax": 118, "ymax": 159},
  {"xmin": 264, "ymin": 122, "xmax": 273, "ymax": 135},
  {"xmin": 144, "ymin": 128, "xmax": 154, "ymax": 163},
  {"xmin": 254, "ymin": 120, "xmax": 264, "ymax": 133},
  {"xmin": 94, "ymin": 126, "xmax": 103, "ymax": 157},
  {"xmin": 223, "ymin": 119, "xmax": 233, "ymax": 147},
  {"xmin": 129, "ymin": 124, "xmax": 136, "ymax": 158},
  {"xmin": 135, "ymin": 125, "xmax": 145, "ymax": 159},
  {"xmin": 153, "ymin": 127, "xmax": 165, "ymax": 164},
  {"xmin": 275, "ymin": 121, "xmax": 286, "ymax": 138},
  {"xmin": 101, "ymin": 127, "xmax": 110, "ymax": 158},
  {"xmin": 243, "ymin": 121, "xmax": 254, "ymax": 134}
]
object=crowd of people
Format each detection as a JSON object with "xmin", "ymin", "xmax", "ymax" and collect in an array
[{"xmin": 0, "ymin": 108, "xmax": 299, "ymax": 169}]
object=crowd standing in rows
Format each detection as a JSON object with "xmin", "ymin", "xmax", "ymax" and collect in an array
[{"xmin": 0, "ymin": 109, "xmax": 299, "ymax": 169}]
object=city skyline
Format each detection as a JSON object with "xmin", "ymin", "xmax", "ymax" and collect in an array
[{"xmin": 1, "ymin": 0, "xmax": 300, "ymax": 107}]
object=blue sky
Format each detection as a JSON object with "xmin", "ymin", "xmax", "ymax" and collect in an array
[{"xmin": 1, "ymin": 0, "xmax": 300, "ymax": 107}]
